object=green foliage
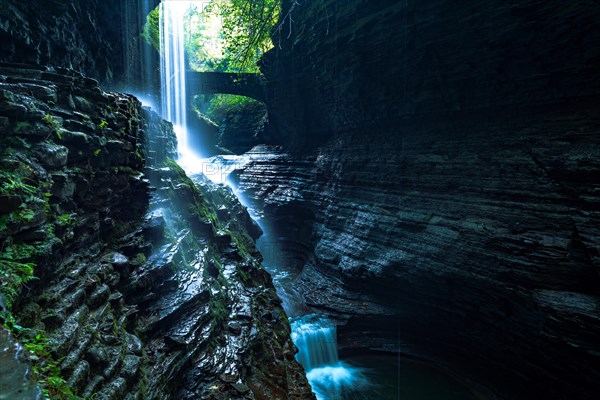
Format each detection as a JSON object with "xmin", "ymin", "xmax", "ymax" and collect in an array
[
  {"xmin": 0, "ymin": 239, "xmax": 37, "ymax": 308},
  {"xmin": 208, "ymin": 0, "xmax": 279, "ymax": 71},
  {"xmin": 42, "ymin": 114, "xmax": 58, "ymax": 128},
  {"xmin": 182, "ymin": 0, "xmax": 279, "ymax": 72},
  {"xmin": 42, "ymin": 114, "xmax": 62, "ymax": 141},
  {"xmin": 98, "ymin": 120, "xmax": 108, "ymax": 129},
  {"xmin": 143, "ymin": 1, "xmax": 280, "ymax": 72},
  {"xmin": 0, "ymin": 170, "xmax": 36, "ymax": 199},
  {"xmin": 142, "ymin": 6, "xmax": 160, "ymax": 50},
  {"xmin": 0, "ymin": 169, "xmax": 48, "ymax": 238},
  {"xmin": 20, "ymin": 332, "xmax": 77, "ymax": 399},
  {"xmin": 200, "ymin": 94, "xmax": 263, "ymax": 126},
  {"xmin": 56, "ymin": 214, "xmax": 72, "ymax": 227},
  {"xmin": 0, "ymin": 166, "xmax": 51, "ymax": 309}
]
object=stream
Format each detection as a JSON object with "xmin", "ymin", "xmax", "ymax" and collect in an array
[{"xmin": 157, "ymin": 1, "xmax": 477, "ymax": 399}]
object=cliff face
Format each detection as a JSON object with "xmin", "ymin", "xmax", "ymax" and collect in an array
[
  {"xmin": 0, "ymin": 0, "xmax": 159, "ymax": 89},
  {"xmin": 226, "ymin": 1, "xmax": 600, "ymax": 399},
  {"xmin": 0, "ymin": 64, "xmax": 313, "ymax": 399}
]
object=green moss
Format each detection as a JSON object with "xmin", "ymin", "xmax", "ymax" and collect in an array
[
  {"xmin": 0, "ymin": 136, "xmax": 29, "ymax": 158},
  {"xmin": 132, "ymin": 252, "xmax": 147, "ymax": 266},
  {"xmin": 209, "ymin": 296, "xmax": 228, "ymax": 327},
  {"xmin": 14, "ymin": 122, "xmax": 33, "ymax": 135}
]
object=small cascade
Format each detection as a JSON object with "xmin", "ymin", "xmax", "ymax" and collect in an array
[
  {"xmin": 291, "ymin": 315, "xmax": 367, "ymax": 400},
  {"xmin": 291, "ymin": 315, "xmax": 339, "ymax": 370}
]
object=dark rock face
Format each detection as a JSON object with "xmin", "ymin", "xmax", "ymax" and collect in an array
[
  {"xmin": 227, "ymin": 1, "xmax": 600, "ymax": 399},
  {"xmin": 0, "ymin": 65, "xmax": 313, "ymax": 399},
  {"xmin": 0, "ymin": 0, "xmax": 159, "ymax": 88},
  {"xmin": 262, "ymin": 0, "xmax": 600, "ymax": 148},
  {"xmin": 217, "ymin": 102, "xmax": 269, "ymax": 155}
]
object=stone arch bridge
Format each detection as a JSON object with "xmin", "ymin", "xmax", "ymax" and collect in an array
[{"xmin": 186, "ymin": 71, "xmax": 267, "ymax": 103}]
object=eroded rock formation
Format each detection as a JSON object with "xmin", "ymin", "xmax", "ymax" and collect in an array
[{"xmin": 0, "ymin": 64, "xmax": 313, "ymax": 399}]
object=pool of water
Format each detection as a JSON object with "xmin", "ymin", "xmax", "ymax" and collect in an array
[
  {"xmin": 201, "ymin": 156, "xmax": 478, "ymax": 400},
  {"xmin": 341, "ymin": 355, "xmax": 477, "ymax": 400}
]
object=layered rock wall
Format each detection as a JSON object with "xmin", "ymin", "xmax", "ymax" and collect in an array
[
  {"xmin": 0, "ymin": 64, "xmax": 313, "ymax": 399},
  {"xmin": 227, "ymin": 1, "xmax": 600, "ymax": 399},
  {"xmin": 0, "ymin": 0, "xmax": 159, "ymax": 88}
]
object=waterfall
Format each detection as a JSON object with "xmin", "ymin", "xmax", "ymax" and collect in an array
[
  {"xmin": 159, "ymin": 0, "xmax": 202, "ymax": 171},
  {"xmin": 291, "ymin": 315, "xmax": 367, "ymax": 400},
  {"xmin": 291, "ymin": 315, "xmax": 339, "ymax": 370},
  {"xmin": 160, "ymin": 0, "xmax": 187, "ymax": 129},
  {"xmin": 157, "ymin": 4, "xmax": 367, "ymax": 399}
]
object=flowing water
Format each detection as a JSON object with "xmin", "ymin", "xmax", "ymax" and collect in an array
[
  {"xmin": 160, "ymin": 0, "xmax": 204, "ymax": 169},
  {"xmin": 291, "ymin": 315, "xmax": 368, "ymax": 400},
  {"xmin": 0, "ymin": 298, "xmax": 41, "ymax": 400},
  {"xmin": 157, "ymin": 2, "xmax": 475, "ymax": 399}
]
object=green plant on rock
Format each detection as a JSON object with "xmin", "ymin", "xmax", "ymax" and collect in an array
[
  {"xmin": 56, "ymin": 214, "xmax": 73, "ymax": 227},
  {"xmin": 20, "ymin": 332, "xmax": 76, "ymax": 399},
  {"xmin": 97, "ymin": 120, "xmax": 108, "ymax": 130},
  {"xmin": 0, "ymin": 169, "xmax": 45, "ymax": 238},
  {"xmin": 132, "ymin": 252, "xmax": 147, "ymax": 266},
  {"xmin": 0, "ymin": 239, "xmax": 37, "ymax": 308},
  {"xmin": 42, "ymin": 114, "xmax": 62, "ymax": 141},
  {"xmin": 0, "ymin": 171, "xmax": 36, "ymax": 199}
]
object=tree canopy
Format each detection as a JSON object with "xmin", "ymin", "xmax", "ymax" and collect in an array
[
  {"xmin": 143, "ymin": 0, "xmax": 280, "ymax": 73},
  {"xmin": 203, "ymin": 0, "xmax": 280, "ymax": 72}
]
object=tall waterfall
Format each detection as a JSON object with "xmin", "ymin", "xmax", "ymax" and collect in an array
[
  {"xmin": 157, "ymin": 4, "xmax": 367, "ymax": 399},
  {"xmin": 160, "ymin": 0, "xmax": 187, "ymax": 130},
  {"xmin": 159, "ymin": 0, "xmax": 202, "ymax": 171},
  {"xmin": 291, "ymin": 315, "xmax": 367, "ymax": 400}
]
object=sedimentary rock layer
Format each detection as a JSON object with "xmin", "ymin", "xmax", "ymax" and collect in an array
[
  {"xmin": 228, "ymin": 1, "xmax": 600, "ymax": 399},
  {"xmin": 0, "ymin": 64, "xmax": 313, "ymax": 399}
]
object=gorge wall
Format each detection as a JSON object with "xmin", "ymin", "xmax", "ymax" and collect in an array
[
  {"xmin": 0, "ymin": 0, "xmax": 159, "ymax": 89},
  {"xmin": 225, "ymin": 0, "xmax": 600, "ymax": 399},
  {"xmin": 0, "ymin": 64, "xmax": 313, "ymax": 399}
]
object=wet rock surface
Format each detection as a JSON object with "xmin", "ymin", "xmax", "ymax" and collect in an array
[
  {"xmin": 223, "ymin": 1, "xmax": 600, "ymax": 399},
  {"xmin": 0, "ymin": 65, "xmax": 313, "ymax": 399},
  {"xmin": 0, "ymin": 0, "xmax": 160, "ymax": 90}
]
